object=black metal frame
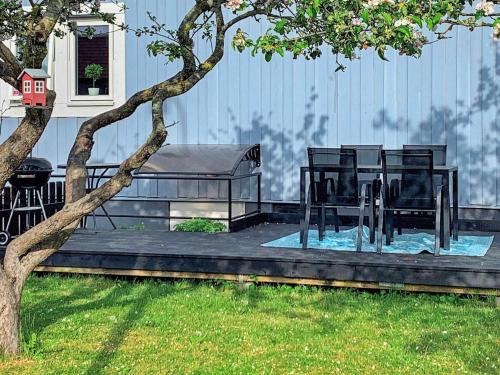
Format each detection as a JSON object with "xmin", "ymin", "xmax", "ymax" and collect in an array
[
  {"xmin": 300, "ymin": 164, "xmax": 458, "ymax": 242},
  {"xmin": 300, "ymin": 148, "xmax": 375, "ymax": 251},
  {"xmin": 52, "ymin": 171, "xmax": 262, "ymax": 232},
  {"xmin": 376, "ymin": 149, "xmax": 449, "ymax": 256},
  {"xmin": 147, "ymin": 172, "xmax": 262, "ymax": 232},
  {"xmin": 130, "ymin": 144, "xmax": 262, "ymax": 231}
]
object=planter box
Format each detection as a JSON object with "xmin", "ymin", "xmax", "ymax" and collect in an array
[{"xmin": 169, "ymin": 201, "xmax": 246, "ymax": 232}]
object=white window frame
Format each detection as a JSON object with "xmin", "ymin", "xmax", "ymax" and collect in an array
[
  {"xmin": 35, "ymin": 80, "xmax": 44, "ymax": 93},
  {"xmin": 0, "ymin": 2, "xmax": 125, "ymax": 117},
  {"xmin": 23, "ymin": 80, "xmax": 32, "ymax": 94},
  {"xmin": 68, "ymin": 19, "xmax": 114, "ymax": 104}
]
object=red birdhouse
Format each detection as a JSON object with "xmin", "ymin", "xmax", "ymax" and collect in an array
[{"xmin": 17, "ymin": 69, "xmax": 50, "ymax": 107}]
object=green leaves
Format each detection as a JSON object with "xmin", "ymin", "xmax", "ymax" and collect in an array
[
  {"xmin": 305, "ymin": 0, "xmax": 320, "ymax": 18},
  {"xmin": 377, "ymin": 48, "xmax": 390, "ymax": 62},
  {"xmin": 146, "ymin": 41, "xmax": 182, "ymax": 63},
  {"xmin": 174, "ymin": 218, "xmax": 226, "ymax": 233},
  {"xmin": 411, "ymin": 16, "xmax": 423, "ymax": 28},
  {"xmin": 238, "ymin": 0, "xmax": 499, "ymax": 67},
  {"xmin": 360, "ymin": 9, "xmax": 371, "ymax": 24},
  {"xmin": 396, "ymin": 25, "xmax": 412, "ymax": 38},
  {"xmin": 274, "ymin": 20, "xmax": 287, "ymax": 34}
]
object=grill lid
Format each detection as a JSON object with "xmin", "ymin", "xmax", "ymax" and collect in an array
[
  {"xmin": 137, "ymin": 144, "xmax": 260, "ymax": 176},
  {"xmin": 16, "ymin": 157, "xmax": 52, "ymax": 172},
  {"xmin": 9, "ymin": 157, "xmax": 53, "ymax": 189}
]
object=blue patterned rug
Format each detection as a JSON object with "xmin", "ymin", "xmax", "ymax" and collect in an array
[{"xmin": 262, "ymin": 226, "xmax": 493, "ymax": 256}]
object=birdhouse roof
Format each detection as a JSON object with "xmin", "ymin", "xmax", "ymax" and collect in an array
[{"xmin": 17, "ymin": 68, "xmax": 50, "ymax": 80}]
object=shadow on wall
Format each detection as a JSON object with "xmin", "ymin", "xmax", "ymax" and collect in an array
[
  {"xmin": 225, "ymin": 86, "xmax": 328, "ymax": 202},
  {"xmin": 373, "ymin": 51, "xmax": 500, "ymax": 207},
  {"xmin": 87, "ymin": 49, "xmax": 499, "ymax": 210},
  {"xmin": 220, "ymin": 51, "xmax": 499, "ymax": 206}
]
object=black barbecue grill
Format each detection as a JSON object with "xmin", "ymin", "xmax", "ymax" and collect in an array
[
  {"xmin": 9, "ymin": 157, "xmax": 53, "ymax": 189},
  {"xmin": 0, "ymin": 157, "xmax": 53, "ymax": 245}
]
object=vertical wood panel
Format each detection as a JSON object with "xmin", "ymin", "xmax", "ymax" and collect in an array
[
  {"xmin": 469, "ymin": 29, "xmax": 483, "ymax": 205},
  {"xmin": 482, "ymin": 29, "xmax": 497, "ymax": 206},
  {"xmin": 383, "ymin": 50, "xmax": 398, "ymax": 147},
  {"xmin": 360, "ymin": 50, "xmax": 375, "ymax": 144},
  {"xmin": 456, "ymin": 28, "xmax": 471, "ymax": 205}
]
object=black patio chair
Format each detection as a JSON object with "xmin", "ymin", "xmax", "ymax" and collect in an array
[
  {"xmin": 377, "ymin": 149, "xmax": 446, "ymax": 256},
  {"xmin": 400, "ymin": 144, "xmax": 448, "ymax": 233},
  {"xmin": 403, "ymin": 144, "xmax": 447, "ymax": 166},
  {"xmin": 341, "ymin": 144, "xmax": 383, "ymax": 165},
  {"xmin": 301, "ymin": 147, "xmax": 374, "ymax": 251},
  {"xmin": 341, "ymin": 145, "xmax": 383, "ymax": 242}
]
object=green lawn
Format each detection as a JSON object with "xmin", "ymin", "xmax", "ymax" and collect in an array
[{"xmin": 0, "ymin": 275, "xmax": 498, "ymax": 374}]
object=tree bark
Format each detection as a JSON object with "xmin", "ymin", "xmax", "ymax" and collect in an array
[{"xmin": 0, "ymin": 273, "xmax": 21, "ymax": 356}]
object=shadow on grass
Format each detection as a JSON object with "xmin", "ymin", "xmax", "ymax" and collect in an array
[
  {"xmin": 20, "ymin": 275, "xmax": 177, "ymax": 372},
  {"xmin": 84, "ymin": 286, "xmax": 151, "ymax": 375},
  {"xmin": 22, "ymin": 275, "xmax": 126, "ymax": 337}
]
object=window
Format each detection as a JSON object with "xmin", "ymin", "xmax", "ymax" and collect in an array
[
  {"xmin": 0, "ymin": 2, "xmax": 125, "ymax": 117},
  {"xmin": 23, "ymin": 80, "xmax": 31, "ymax": 94},
  {"xmin": 75, "ymin": 25, "xmax": 109, "ymax": 96},
  {"xmin": 66, "ymin": 6, "xmax": 126, "ymax": 112},
  {"xmin": 35, "ymin": 80, "xmax": 44, "ymax": 93}
]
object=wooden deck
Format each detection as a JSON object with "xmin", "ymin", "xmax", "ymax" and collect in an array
[{"xmin": 20, "ymin": 223, "xmax": 499, "ymax": 295}]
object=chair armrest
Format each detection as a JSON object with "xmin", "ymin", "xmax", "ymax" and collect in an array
[
  {"xmin": 371, "ymin": 177, "xmax": 382, "ymax": 199},
  {"xmin": 325, "ymin": 178, "xmax": 335, "ymax": 195},
  {"xmin": 436, "ymin": 184, "xmax": 444, "ymax": 204},
  {"xmin": 360, "ymin": 183, "xmax": 368, "ymax": 203}
]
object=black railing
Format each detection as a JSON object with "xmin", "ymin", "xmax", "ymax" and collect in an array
[{"xmin": 0, "ymin": 182, "xmax": 65, "ymax": 237}]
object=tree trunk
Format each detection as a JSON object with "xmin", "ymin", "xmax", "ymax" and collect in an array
[{"xmin": 0, "ymin": 275, "xmax": 21, "ymax": 355}]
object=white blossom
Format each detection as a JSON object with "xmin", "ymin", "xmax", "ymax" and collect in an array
[
  {"xmin": 352, "ymin": 17, "xmax": 363, "ymax": 26},
  {"xmin": 493, "ymin": 24, "xmax": 500, "ymax": 41},
  {"xmin": 475, "ymin": 1, "xmax": 495, "ymax": 16},
  {"xmin": 394, "ymin": 18, "xmax": 412, "ymax": 27},
  {"xmin": 366, "ymin": 0, "xmax": 395, "ymax": 8},
  {"xmin": 225, "ymin": 0, "xmax": 243, "ymax": 12},
  {"xmin": 366, "ymin": 0, "xmax": 381, "ymax": 7}
]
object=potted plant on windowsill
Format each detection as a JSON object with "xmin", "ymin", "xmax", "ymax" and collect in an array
[{"xmin": 84, "ymin": 63, "xmax": 103, "ymax": 96}]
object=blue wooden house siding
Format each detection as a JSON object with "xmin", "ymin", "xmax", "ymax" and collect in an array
[{"xmin": 1, "ymin": 0, "xmax": 499, "ymax": 207}]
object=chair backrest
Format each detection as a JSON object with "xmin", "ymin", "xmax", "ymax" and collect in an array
[
  {"xmin": 341, "ymin": 145, "xmax": 382, "ymax": 165},
  {"xmin": 381, "ymin": 149, "xmax": 435, "ymax": 209},
  {"xmin": 403, "ymin": 144, "xmax": 447, "ymax": 166},
  {"xmin": 307, "ymin": 147, "xmax": 359, "ymax": 206}
]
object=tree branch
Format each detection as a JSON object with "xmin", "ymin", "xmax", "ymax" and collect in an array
[
  {"xmin": 12, "ymin": 91, "xmax": 169, "ymax": 281},
  {"xmin": 33, "ymin": 0, "xmax": 66, "ymax": 42},
  {"xmin": 0, "ymin": 43, "xmax": 21, "ymax": 88},
  {"xmin": 0, "ymin": 91, "xmax": 56, "ymax": 190}
]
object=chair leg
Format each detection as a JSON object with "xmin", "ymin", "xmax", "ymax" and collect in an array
[
  {"xmin": 442, "ymin": 189, "xmax": 450, "ymax": 250},
  {"xmin": 385, "ymin": 211, "xmax": 393, "ymax": 246},
  {"xmin": 435, "ymin": 186, "xmax": 443, "ymax": 256},
  {"xmin": 357, "ymin": 184, "xmax": 367, "ymax": 252},
  {"xmin": 369, "ymin": 186, "xmax": 375, "ymax": 244},
  {"xmin": 318, "ymin": 204, "xmax": 326, "ymax": 241},
  {"xmin": 376, "ymin": 188, "xmax": 384, "ymax": 254},
  {"xmin": 333, "ymin": 208, "xmax": 340, "ymax": 232},
  {"xmin": 397, "ymin": 211, "xmax": 402, "ymax": 235},
  {"xmin": 302, "ymin": 187, "xmax": 312, "ymax": 250}
]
